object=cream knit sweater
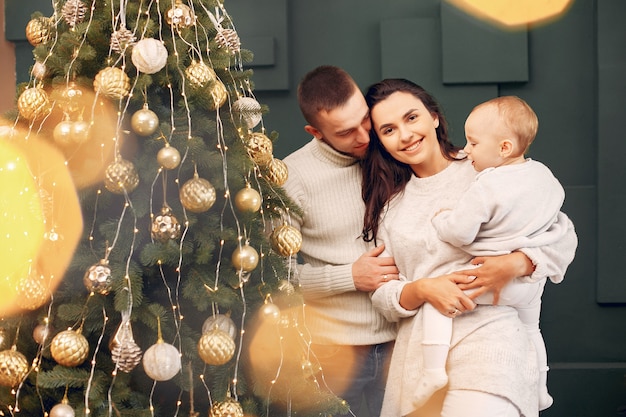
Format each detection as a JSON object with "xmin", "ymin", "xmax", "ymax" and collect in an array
[{"xmin": 283, "ymin": 139, "xmax": 397, "ymax": 346}]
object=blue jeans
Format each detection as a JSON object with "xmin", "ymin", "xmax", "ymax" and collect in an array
[{"xmin": 312, "ymin": 342, "xmax": 393, "ymax": 417}]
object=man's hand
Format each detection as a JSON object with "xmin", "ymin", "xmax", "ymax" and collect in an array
[{"xmin": 352, "ymin": 244, "xmax": 400, "ymax": 292}]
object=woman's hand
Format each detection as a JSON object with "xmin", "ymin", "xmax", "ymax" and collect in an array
[
  {"xmin": 455, "ymin": 252, "xmax": 534, "ymax": 304},
  {"xmin": 399, "ymin": 273, "xmax": 476, "ymax": 316}
]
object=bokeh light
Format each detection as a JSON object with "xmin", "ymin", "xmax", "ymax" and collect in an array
[{"xmin": 446, "ymin": 0, "xmax": 573, "ymax": 27}]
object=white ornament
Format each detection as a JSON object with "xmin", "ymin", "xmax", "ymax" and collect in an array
[
  {"xmin": 142, "ymin": 341, "xmax": 181, "ymax": 381},
  {"xmin": 131, "ymin": 38, "xmax": 168, "ymax": 74},
  {"xmin": 232, "ymin": 97, "xmax": 262, "ymax": 129}
]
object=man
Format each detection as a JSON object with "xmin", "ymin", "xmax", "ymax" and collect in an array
[{"xmin": 282, "ymin": 65, "xmax": 399, "ymax": 416}]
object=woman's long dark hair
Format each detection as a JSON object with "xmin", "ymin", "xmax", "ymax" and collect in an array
[{"xmin": 361, "ymin": 79, "xmax": 463, "ymax": 243}]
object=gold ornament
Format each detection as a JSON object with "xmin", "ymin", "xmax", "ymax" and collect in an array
[
  {"xmin": 50, "ymin": 401, "xmax": 75, "ymax": 417},
  {"xmin": 231, "ymin": 243, "xmax": 259, "ymax": 273},
  {"xmin": 0, "ymin": 347, "xmax": 29, "ymax": 387},
  {"xmin": 215, "ymin": 28, "xmax": 241, "ymax": 53},
  {"xmin": 270, "ymin": 224, "xmax": 302, "ymax": 257},
  {"xmin": 232, "ymin": 97, "xmax": 262, "ymax": 129},
  {"xmin": 166, "ymin": 0, "xmax": 196, "ymax": 29},
  {"xmin": 18, "ymin": 86, "xmax": 51, "ymax": 121},
  {"xmin": 131, "ymin": 38, "xmax": 168, "ymax": 74},
  {"xmin": 131, "ymin": 104, "xmax": 159, "ymax": 136},
  {"xmin": 202, "ymin": 314, "xmax": 237, "ymax": 340},
  {"xmin": 70, "ymin": 118, "xmax": 91, "ymax": 144},
  {"xmin": 151, "ymin": 206, "xmax": 181, "ymax": 242},
  {"xmin": 0, "ymin": 329, "xmax": 8, "ymax": 351},
  {"xmin": 185, "ymin": 60, "xmax": 216, "ymax": 89},
  {"xmin": 180, "ymin": 173, "xmax": 216, "ymax": 213},
  {"xmin": 234, "ymin": 185, "xmax": 261, "ymax": 213},
  {"xmin": 207, "ymin": 80, "xmax": 228, "ymax": 110},
  {"xmin": 197, "ymin": 328, "xmax": 236, "ymax": 365},
  {"xmin": 16, "ymin": 268, "xmax": 50, "ymax": 310},
  {"xmin": 259, "ymin": 302, "xmax": 281, "ymax": 324},
  {"xmin": 265, "ymin": 158, "xmax": 288, "ymax": 186},
  {"xmin": 104, "ymin": 157, "xmax": 139, "ymax": 194},
  {"xmin": 110, "ymin": 26, "xmax": 136, "ymax": 53},
  {"xmin": 61, "ymin": 0, "xmax": 87, "ymax": 28},
  {"xmin": 53, "ymin": 119, "xmax": 75, "ymax": 147},
  {"xmin": 142, "ymin": 340, "xmax": 181, "ymax": 381},
  {"xmin": 25, "ymin": 16, "xmax": 52, "ymax": 46},
  {"xmin": 209, "ymin": 397, "xmax": 244, "ymax": 417},
  {"xmin": 50, "ymin": 329, "xmax": 89, "ymax": 367},
  {"xmin": 156, "ymin": 144, "xmax": 181, "ymax": 170},
  {"xmin": 94, "ymin": 67, "xmax": 130, "ymax": 100},
  {"xmin": 278, "ymin": 279, "xmax": 296, "ymax": 295},
  {"xmin": 58, "ymin": 82, "xmax": 84, "ymax": 114},
  {"xmin": 245, "ymin": 132, "xmax": 273, "ymax": 166},
  {"xmin": 31, "ymin": 61, "xmax": 47, "ymax": 79},
  {"xmin": 33, "ymin": 323, "xmax": 53, "ymax": 345},
  {"xmin": 83, "ymin": 259, "xmax": 112, "ymax": 295},
  {"xmin": 110, "ymin": 321, "xmax": 142, "ymax": 373}
]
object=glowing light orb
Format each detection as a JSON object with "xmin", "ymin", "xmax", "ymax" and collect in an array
[{"xmin": 446, "ymin": 0, "xmax": 573, "ymax": 27}]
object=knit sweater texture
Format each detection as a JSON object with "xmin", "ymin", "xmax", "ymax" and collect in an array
[
  {"xmin": 283, "ymin": 139, "xmax": 397, "ymax": 345},
  {"xmin": 372, "ymin": 159, "xmax": 577, "ymax": 417}
]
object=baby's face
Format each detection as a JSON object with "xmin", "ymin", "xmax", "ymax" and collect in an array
[{"xmin": 463, "ymin": 105, "xmax": 508, "ymax": 171}]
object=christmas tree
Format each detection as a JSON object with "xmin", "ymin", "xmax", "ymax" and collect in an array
[{"xmin": 0, "ymin": 0, "xmax": 347, "ymax": 415}]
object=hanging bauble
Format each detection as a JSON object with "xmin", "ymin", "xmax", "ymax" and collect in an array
[
  {"xmin": 270, "ymin": 224, "xmax": 302, "ymax": 257},
  {"xmin": 131, "ymin": 104, "xmax": 159, "ymax": 136},
  {"xmin": 245, "ymin": 132, "xmax": 273, "ymax": 166},
  {"xmin": 70, "ymin": 119, "xmax": 91, "ymax": 144},
  {"xmin": 110, "ymin": 321, "xmax": 142, "ymax": 373},
  {"xmin": 61, "ymin": 0, "xmax": 87, "ymax": 28},
  {"xmin": 0, "ymin": 329, "xmax": 8, "ymax": 351},
  {"xmin": 50, "ymin": 401, "xmax": 75, "ymax": 417},
  {"xmin": 110, "ymin": 26, "xmax": 136, "ymax": 53},
  {"xmin": 215, "ymin": 28, "xmax": 241, "ymax": 53},
  {"xmin": 25, "ymin": 16, "xmax": 52, "ymax": 46},
  {"xmin": 197, "ymin": 328, "xmax": 236, "ymax": 366},
  {"xmin": 94, "ymin": 67, "xmax": 130, "ymax": 100},
  {"xmin": 58, "ymin": 82, "xmax": 84, "ymax": 114},
  {"xmin": 50, "ymin": 329, "xmax": 89, "ymax": 367},
  {"xmin": 202, "ymin": 314, "xmax": 237, "ymax": 340},
  {"xmin": 259, "ymin": 302, "xmax": 281, "ymax": 324},
  {"xmin": 131, "ymin": 38, "xmax": 168, "ymax": 74},
  {"xmin": 231, "ymin": 243, "xmax": 259, "ymax": 273},
  {"xmin": 166, "ymin": 0, "xmax": 196, "ymax": 29},
  {"xmin": 234, "ymin": 185, "xmax": 261, "ymax": 213},
  {"xmin": 265, "ymin": 157, "xmax": 288, "ymax": 186},
  {"xmin": 33, "ymin": 323, "xmax": 53, "ymax": 344},
  {"xmin": 180, "ymin": 174, "xmax": 216, "ymax": 213},
  {"xmin": 17, "ymin": 86, "xmax": 51, "ymax": 121},
  {"xmin": 16, "ymin": 269, "xmax": 49, "ymax": 310},
  {"xmin": 185, "ymin": 60, "xmax": 216, "ymax": 89},
  {"xmin": 278, "ymin": 279, "xmax": 296, "ymax": 296},
  {"xmin": 0, "ymin": 347, "xmax": 29, "ymax": 387},
  {"xmin": 151, "ymin": 206, "xmax": 181, "ymax": 242},
  {"xmin": 209, "ymin": 397, "xmax": 244, "ymax": 417},
  {"xmin": 232, "ymin": 97, "xmax": 262, "ymax": 129},
  {"xmin": 104, "ymin": 157, "xmax": 139, "ymax": 194},
  {"xmin": 31, "ymin": 61, "xmax": 47, "ymax": 79},
  {"xmin": 207, "ymin": 80, "xmax": 228, "ymax": 110},
  {"xmin": 53, "ymin": 119, "xmax": 75, "ymax": 147},
  {"xmin": 142, "ymin": 340, "xmax": 181, "ymax": 381},
  {"xmin": 156, "ymin": 144, "xmax": 181, "ymax": 170},
  {"xmin": 83, "ymin": 259, "xmax": 112, "ymax": 295}
]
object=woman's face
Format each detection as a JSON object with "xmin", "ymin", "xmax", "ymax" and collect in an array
[{"xmin": 370, "ymin": 91, "xmax": 445, "ymax": 177}]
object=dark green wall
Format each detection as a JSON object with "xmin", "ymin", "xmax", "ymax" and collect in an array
[{"xmin": 6, "ymin": 0, "xmax": 626, "ymax": 415}]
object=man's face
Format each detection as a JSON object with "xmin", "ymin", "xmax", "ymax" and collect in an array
[{"xmin": 305, "ymin": 90, "xmax": 371, "ymax": 158}]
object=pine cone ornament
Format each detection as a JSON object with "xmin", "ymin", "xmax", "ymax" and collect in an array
[
  {"xmin": 209, "ymin": 397, "xmax": 244, "ymax": 417},
  {"xmin": 0, "ymin": 347, "xmax": 29, "ymax": 387},
  {"xmin": 110, "ymin": 322, "xmax": 142, "ymax": 373},
  {"xmin": 17, "ymin": 86, "xmax": 51, "ymax": 121},
  {"xmin": 25, "ymin": 16, "xmax": 52, "ymax": 46},
  {"xmin": 50, "ymin": 329, "xmax": 89, "ymax": 367},
  {"xmin": 215, "ymin": 28, "xmax": 241, "ymax": 53},
  {"xmin": 110, "ymin": 26, "xmax": 136, "ymax": 53},
  {"xmin": 151, "ymin": 206, "xmax": 182, "ymax": 242},
  {"xmin": 270, "ymin": 224, "xmax": 302, "ymax": 257},
  {"xmin": 94, "ymin": 67, "xmax": 130, "ymax": 100},
  {"xmin": 265, "ymin": 157, "xmax": 288, "ymax": 186},
  {"xmin": 185, "ymin": 60, "xmax": 216, "ymax": 89},
  {"xmin": 61, "ymin": 0, "xmax": 87, "ymax": 28},
  {"xmin": 232, "ymin": 97, "xmax": 262, "ymax": 129},
  {"xmin": 245, "ymin": 132, "xmax": 273, "ymax": 166},
  {"xmin": 180, "ymin": 174, "xmax": 216, "ymax": 213},
  {"xmin": 83, "ymin": 259, "xmax": 112, "ymax": 295},
  {"xmin": 197, "ymin": 328, "xmax": 236, "ymax": 366},
  {"xmin": 104, "ymin": 158, "xmax": 139, "ymax": 194}
]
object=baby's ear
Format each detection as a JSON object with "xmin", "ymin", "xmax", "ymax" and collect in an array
[{"xmin": 499, "ymin": 139, "xmax": 514, "ymax": 157}]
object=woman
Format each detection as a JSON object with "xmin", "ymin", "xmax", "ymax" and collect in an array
[{"xmin": 361, "ymin": 79, "xmax": 577, "ymax": 417}]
